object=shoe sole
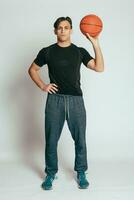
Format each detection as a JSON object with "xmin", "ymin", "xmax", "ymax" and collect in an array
[
  {"xmin": 77, "ymin": 182, "xmax": 89, "ymax": 189},
  {"xmin": 41, "ymin": 186, "xmax": 53, "ymax": 190},
  {"xmin": 78, "ymin": 185, "xmax": 89, "ymax": 189}
]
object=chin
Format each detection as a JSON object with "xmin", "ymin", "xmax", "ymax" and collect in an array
[
  {"xmin": 59, "ymin": 38, "xmax": 68, "ymax": 42},
  {"xmin": 58, "ymin": 36, "xmax": 68, "ymax": 41}
]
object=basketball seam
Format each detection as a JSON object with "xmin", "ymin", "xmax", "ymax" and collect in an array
[
  {"xmin": 80, "ymin": 23, "xmax": 102, "ymax": 28},
  {"xmin": 81, "ymin": 30, "xmax": 101, "ymax": 34}
]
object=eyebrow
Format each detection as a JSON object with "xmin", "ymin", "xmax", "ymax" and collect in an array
[{"xmin": 58, "ymin": 25, "xmax": 70, "ymax": 28}]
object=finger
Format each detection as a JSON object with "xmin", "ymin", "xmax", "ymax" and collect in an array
[
  {"xmin": 85, "ymin": 33, "xmax": 90, "ymax": 37},
  {"xmin": 94, "ymin": 36, "xmax": 98, "ymax": 39},
  {"xmin": 52, "ymin": 87, "xmax": 58, "ymax": 91},
  {"xmin": 85, "ymin": 33, "xmax": 88, "ymax": 37},
  {"xmin": 48, "ymin": 90, "xmax": 52, "ymax": 94},
  {"xmin": 52, "ymin": 83, "xmax": 58, "ymax": 87},
  {"xmin": 50, "ymin": 88, "xmax": 56, "ymax": 93},
  {"xmin": 51, "ymin": 85, "xmax": 58, "ymax": 91}
]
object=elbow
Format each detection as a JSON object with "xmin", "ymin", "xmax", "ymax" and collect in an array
[
  {"xmin": 28, "ymin": 68, "xmax": 33, "ymax": 76},
  {"xmin": 28, "ymin": 68, "xmax": 31, "ymax": 75},
  {"xmin": 97, "ymin": 69, "xmax": 104, "ymax": 72},
  {"xmin": 95, "ymin": 62, "xmax": 104, "ymax": 72},
  {"xmin": 95, "ymin": 66, "xmax": 104, "ymax": 72},
  {"xmin": 28, "ymin": 66, "xmax": 33, "ymax": 74}
]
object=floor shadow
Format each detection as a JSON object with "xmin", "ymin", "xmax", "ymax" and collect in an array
[{"xmin": 7, "ymin": 63, "xmax": 49, "ymax": 180}]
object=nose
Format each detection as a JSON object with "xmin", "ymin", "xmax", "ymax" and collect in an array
[{"xmin": 61, "ymin": 28, "xmax": 65, "ymax": 33}]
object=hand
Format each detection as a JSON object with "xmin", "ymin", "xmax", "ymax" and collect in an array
[
  {"xmin": 41, "ymin": 83, "xmax": 59, "ymax": 94},
  {"xmin": 85, "ymin": 33, "xmax": 99, "ymax": 46}
]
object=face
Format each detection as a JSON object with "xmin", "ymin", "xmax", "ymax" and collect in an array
[{"xmin": 54, "ymin": 20, "xmax": 72, "ymax": 42}]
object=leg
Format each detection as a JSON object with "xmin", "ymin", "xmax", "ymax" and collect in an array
[
  {"xmin": 66, "ymin": 95, "xmax": 88, "ymax": 172},
  {"xmin": 44, "ymin": 93, "xmax": 65, "ymax": 176}
]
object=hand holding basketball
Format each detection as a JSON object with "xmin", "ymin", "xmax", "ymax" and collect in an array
[{"xmin": 85, "ymin": 32, "xmax": 99, "ymax": 45}]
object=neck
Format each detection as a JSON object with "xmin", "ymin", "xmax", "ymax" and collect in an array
[{"xmin": 57, "ymin": 40, "xmax": 71, "ymax": 47}]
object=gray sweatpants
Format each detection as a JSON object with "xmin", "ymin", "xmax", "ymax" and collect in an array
[{"xmin": 44, "ymin": 93, "xmax": 88, "ymax": 176}]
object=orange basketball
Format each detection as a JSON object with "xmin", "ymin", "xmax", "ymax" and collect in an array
[{"xmin": 80, "ymin": 14, "xmax": 103, "ymax": 37}]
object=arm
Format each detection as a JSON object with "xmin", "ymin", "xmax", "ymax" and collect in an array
[
  {"xmin": 28, "ymin": 62, "xmax": 58, "ymax": 93},
  {"xmin": 28, "ymin": 62, "xmax": 46, "ymax": 90},
  {"xmin": 85, "ymin": 33, "xmax": 104, "ymax": 72}
]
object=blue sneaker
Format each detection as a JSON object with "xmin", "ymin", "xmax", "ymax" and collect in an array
[
  {"xmin": 41, "ymin": 175, "xmax": 56, "ymax": 190},
  {"xmin": 77, "ymin": 171, "xmax": 89, "ymax": 189}
]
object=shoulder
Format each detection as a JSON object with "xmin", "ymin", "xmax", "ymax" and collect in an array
[
  {"xmin": 78, "ymin": 46, "xmax": 87, "ymax": 53},
  {"xmin": 39, "ymin": 43, "xmax": 56, "ymax": 52},
  {"xmin": 71, "ymin": 43, "xmax": 81, "ymax": 49},
  {"xmin": 72, "ymin": 43, "xmax": 87, "ymax": 53},
  {"xmin": 71, "ymin": 43, "xmax": 83, "ymax": 54}
]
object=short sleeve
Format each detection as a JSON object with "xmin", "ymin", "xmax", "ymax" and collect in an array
[
  {"xmin": 79, "ymin": 47, "xmax": 94, "ymax": 67},
  {"xmin": 33, "ymin": 48, "xmax": 48, "ymax": 67}
]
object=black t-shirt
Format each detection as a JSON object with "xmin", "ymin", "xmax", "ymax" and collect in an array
[{"xmin": 33, "ymin": 43, "xmax": 94, "ymax": 96}]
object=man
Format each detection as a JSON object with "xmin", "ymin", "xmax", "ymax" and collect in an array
[{"xmin": 28, "ymin": 16, "xmax": 104, "ymax": 190}]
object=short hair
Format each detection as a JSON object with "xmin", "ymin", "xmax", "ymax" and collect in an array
[{"xmin": 53, "ymin": 16, "xmax": 72, "ymax": 29}]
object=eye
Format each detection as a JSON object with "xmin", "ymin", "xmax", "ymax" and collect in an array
[{"xmin": 57, "ymin": 27, "xmax": 62, "ymax": 30}]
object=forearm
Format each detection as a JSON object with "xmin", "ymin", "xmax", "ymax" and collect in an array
[
  {"xmin": 92, "ymin": 42, "xmax": 104, "ymax": 72},
  {"xmin": 28, "ymin": 69, "xmax": 46, "ymax": 90}
]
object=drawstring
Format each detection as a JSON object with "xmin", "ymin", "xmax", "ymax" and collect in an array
[{"xmin": 64, "ymin": 96, "xmax": 70, "ymax": 120}]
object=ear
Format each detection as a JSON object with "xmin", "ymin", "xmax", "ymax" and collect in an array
[
  {"xmin": 54, "ymin": 29, "xmax": 57, "ymax": 35},
  {"xmin": 70, "ymin": 29, "xmax": 73, "ymax": 34}
]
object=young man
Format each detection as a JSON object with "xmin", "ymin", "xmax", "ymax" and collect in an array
[{"xmin": 28, "ymin": 16, "xmax": 104, "ymax": 190}]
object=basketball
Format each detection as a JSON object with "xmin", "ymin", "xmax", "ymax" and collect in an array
[{"xmin": 80, "ymin": 14, "xmax": 103, "ymax": 37}]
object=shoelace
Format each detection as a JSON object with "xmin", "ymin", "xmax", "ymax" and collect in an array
[
  {"xmin": 45, "ymin": 175, "xmax": 58, "ymax": 182},
  {"xmin": 78, "ymin": 172, "xmax": 88, "ymax": 181}
]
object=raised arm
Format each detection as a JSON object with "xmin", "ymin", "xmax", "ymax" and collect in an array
[{"xmin": 85, "ymin": 33, "xmax": 104, "ymax": 72}]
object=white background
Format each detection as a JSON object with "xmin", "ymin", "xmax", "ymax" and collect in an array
[{"xmin": 0, "ymin": 0, "xmax": 134, "ymax": 199}]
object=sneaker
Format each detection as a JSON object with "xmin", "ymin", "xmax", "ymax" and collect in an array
[
  {"xmin": 77, "ymin": 171, "xmax": 89, "ymax": 189},
  {"xmin": 41, "ymin": 175, "xmax": 56, "ymax": 190}
]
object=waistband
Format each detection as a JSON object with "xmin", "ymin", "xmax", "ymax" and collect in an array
[
  {"xmin": 48, "ymin": 93, "xmax": 82, "ymax": 97},
  {"xmin": 48, "ymin": 93, "xmax": 83, "ymax": 120}
]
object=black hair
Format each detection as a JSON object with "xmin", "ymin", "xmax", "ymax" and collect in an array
[{"xmin": 53, "ymin": 16, "xmax": 72, "ymax": 29}]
